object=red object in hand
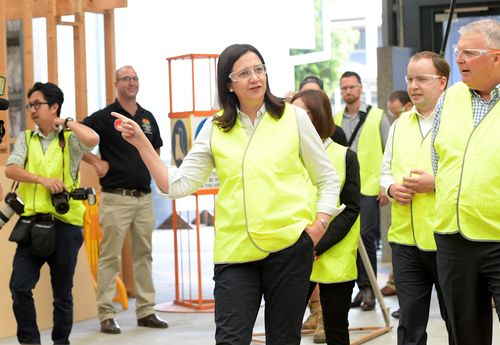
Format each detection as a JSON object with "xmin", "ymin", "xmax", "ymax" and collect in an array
[{"xmin": 114, "ymin": 119, "xmax": 122, "ymax": 129}]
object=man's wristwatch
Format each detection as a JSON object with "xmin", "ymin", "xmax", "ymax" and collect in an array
[{"xmin": 64, "ymin": 117, "xmax": 74, "ymax": 129}]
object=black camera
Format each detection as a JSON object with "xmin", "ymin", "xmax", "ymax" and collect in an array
[
  {"xmin": 51, "ymin": 187, "xmax": 96, "ymax": 214},
  {"xmin": 0, "ymin": 192, "xmax": 25, "ymax": 229}
]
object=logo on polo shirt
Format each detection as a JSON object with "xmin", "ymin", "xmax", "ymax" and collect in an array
[{"xmin": 141, "ymin": 118, "xmax": 153, "ymax": 134}]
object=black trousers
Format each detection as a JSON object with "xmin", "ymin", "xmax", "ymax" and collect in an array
[
  {"xmin": 213, "ymin": 231, "xmax": 314, "ymax": 345},
  {"xmin": 356, "ymin": 195, "xmax": 379, "ymax": 287},
  {"xmin": 435, "ymin": 233, "xmax": 500, "ymax": 345},
  {"xmin": 10, "ymin": 219, "xmax": 83, "ymax": 345},
  {"xmin": 307, "ymin": 280, "xmax": 355, "ymax": 345},
  {"xmin": 391, "ymin": 243, "xmax": 454, "ymax": 345}
]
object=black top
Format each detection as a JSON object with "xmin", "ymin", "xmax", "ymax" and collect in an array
[
  {"xmin": 315, "ymin": 148, "xmax": 360, "ymax": 256},
  {"xmin": 82, "ymin": 100, "xmax": 163, "ymax": 191},
  {"xmin": 331, "ymin": 125, "xmax": 348, "ymax": 146}
]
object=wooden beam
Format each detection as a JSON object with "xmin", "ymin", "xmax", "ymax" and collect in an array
[
  {"xmin": 73, "ymin": 0, "xmax": 87, "ymax": 120},
  {"xmin": 104, "ymin": 9, "xmax": 116, "ymax": 104},
  {"xmin": 84, "ymin": 0, "xmax": 128, "ymax": 13},
  {"xmin": 6, "ymin": 0, "xmax": 127, "ymax": 19},
  {"xmin": 46, "ymin": 0, "xmax": 58, "ymax": 83},
  {"xmin": 22, "ymin": 0, "xmax": 35, "ymax": 129}
]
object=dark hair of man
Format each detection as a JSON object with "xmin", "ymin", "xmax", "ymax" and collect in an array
[
  {"xmin": 299, "ymin": 75, "xmax": 324, "ymax": 91},
  {"xmin": 410, "ymin": 51, "xmax": 451, "ymax": 87},
  {"xmin": 290, "ymin": 89, "xmax": 335, "ymax": 141},
  {"xmin": 215, "ymin": 43, "xmax": 285, "ymax": 132},
  {"xmin": 389, "ymin": 90, "xmax": 411, "ymax": 105},
  {"xmin": 340, "ymin": 71, "xmax": 362, "ymax": 84},
  {"xmin": 27, "ymin": 81, "xmax": 64, "ymax": 117}
]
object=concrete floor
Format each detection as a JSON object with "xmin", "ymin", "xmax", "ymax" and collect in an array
[{"xmin": 1, "ymin": 227, "xmax": 499, "ymax": 345}]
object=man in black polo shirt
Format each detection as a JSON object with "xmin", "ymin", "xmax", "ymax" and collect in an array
[{"xmin": 82, "ymin": 65, "xmax": 166, "ymax": 334}]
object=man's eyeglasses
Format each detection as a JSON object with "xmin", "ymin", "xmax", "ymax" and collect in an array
[
  {"xmin": 454, "ymin": 48, "xmax": 500, "ymax": 60},
  {"xmin": 117, "ymin": 76, "xmax": 139, "ymax": 82},
  {"xmin": 25, "ymin": 101, "xmax": 49, "ymax": 111},
  {"xmin": 405, "ymin": 75, "xmax": 442, "ymax": 86},
  {"xmin": 229, "ymin": 64, "xmax": 266, "ymax": 82}
]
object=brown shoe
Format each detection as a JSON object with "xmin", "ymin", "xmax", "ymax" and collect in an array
[
  {"xmin": 137, "ymin": 314, "xmax": 169, "ymax": 328},
  {"xmin": 380, "ymin": 285, "xmax": 397, "ymax": 297},
  {"xmin": 100, "ymin": 318, "xmax": 121, "ymax": 334},
  {"xmin": 361, "ymin": 287, "xmax": 376, "ymax": 311},
  {"xmin": 302, "ymin": 300, "xmax": 321, "ymax": 330},
  {"xmin": 351, "ymin": 288, "xmax": 364, "ymax": 308}
]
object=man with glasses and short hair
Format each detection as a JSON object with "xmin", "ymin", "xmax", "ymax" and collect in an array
[
  {"xmin": 334, "ymin": 71, "xmax": 391, "ymax": 312},
  {"xmin": 380, "ymin": 51, "xmax": 454, "ymax": 345},
  {"xmin": 7, "ymin": 82, "xmax": 99, "ymax": 345},
  {"xmin": 82, "ymin": 66, "xmax": 166, "ymax": 334},
  {"xmin": 431, "ymin": 19, "xmax": 500, "ymax": 345}
]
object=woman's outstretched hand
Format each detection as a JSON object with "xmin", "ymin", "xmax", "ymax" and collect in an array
[{"xmin": 111, "ymin": 111, "xmax": 147, "ymax": 148}]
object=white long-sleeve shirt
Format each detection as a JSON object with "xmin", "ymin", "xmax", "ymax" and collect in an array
[
  {"xmin": 380, "ymin": 107, "xmax": 434, "ymax": 195},
  {"xmin": 160, "ymin": 104, "xmax": 342, "ymax": 216}
]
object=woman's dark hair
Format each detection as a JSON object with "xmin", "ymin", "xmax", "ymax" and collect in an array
[
  {"xmin": 215, "ymin": 44, "xmax": 285, "ymax": 131},
  {"xmin": 27, "ymin": 81, "xmax": 64, "ymax": 117},
  {"xmin": 291, "ymin": 89, "xmax": 334, "ymax": 141}
]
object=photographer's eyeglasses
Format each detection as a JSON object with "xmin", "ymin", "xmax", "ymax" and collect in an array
[
  {"xmin": 117, "ymin": 76, "xmax": 139, "ymax": 82},
  {"xmin": 454, "ymin": 48, "xmax": 500, "ymax": 60},
  {"xmin": 229, "ymin": 64, "xmax": 266, "ymax": 82},
  {"xmin": 25, "ymin": 101, "xmax": 49, "ymax": 111},
  {"xmin": 405, "ymin": 75, "xmax": 442, "ymax": 86}
]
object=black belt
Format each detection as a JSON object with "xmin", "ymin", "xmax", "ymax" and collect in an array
[
  {"xmin": 35, "ymin": 213, "xmax": 55, "ymax": 221},
  {"xmin": 101, "ymin": 187, "xmax": 150, "ymax": 198}
]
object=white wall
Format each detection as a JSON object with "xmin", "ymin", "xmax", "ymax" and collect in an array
[{"xmin": 112, "ymin": 0, "xmax": 314, "ymax": 158}]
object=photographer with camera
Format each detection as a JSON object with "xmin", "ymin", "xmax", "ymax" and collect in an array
[{"xmin": 5, "ymin": 82, "xmax": 98, "ymax": 345}]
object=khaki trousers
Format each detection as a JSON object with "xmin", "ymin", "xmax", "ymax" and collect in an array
[{"xmin": 96, "ymin": 192, "xmax": 156, "ymax": 320}]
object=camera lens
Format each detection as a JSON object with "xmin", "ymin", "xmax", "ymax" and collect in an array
[
  {"xmin": 51, "ymin": 192, "xmax": 70, "ymax": 214},
  {"xmin": 0, "ymin": 205, "xmax": 15, "ymax": 229}
]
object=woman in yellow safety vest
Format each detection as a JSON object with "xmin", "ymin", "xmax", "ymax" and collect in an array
[
  {"xmin": 291, "ymin": 89, "xmax": 360, "ymax": 345},
  {"xmin": 111, "ymin": 44, "xmax": 343, "ymax": 345}
]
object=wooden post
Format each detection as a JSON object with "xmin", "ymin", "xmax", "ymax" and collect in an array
[
  {"xmin": 73, "ymin": 0, "xmax": 87, "ymax": 120},
  {"xmin": 22, "ymin": 0, "xmax": 34, "ymax": 129},
  {"xmin": 46, "ymin": 0, "xmax": 58, "ymax": 84},
  {"xmin": 104, "ymin": 9, "xmax": 116, "ymax": 104}
]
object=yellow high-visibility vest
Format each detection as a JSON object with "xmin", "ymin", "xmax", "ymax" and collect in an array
[
  {"xmin": 434, "ymin": 82, "xmax": 500, "ymax": 240},
  {"xmin": 334, "ymin": 107, "xmax": 384, "ymax": 196},
  {"xmin": 211, "ymin": 104, "xmax": 315, "ymax": 263},
  {"xmin": 388, "ymin": 111, "xmax": 436, "ymax": 250},
  {"xmin": 311, "ymin": 142, "xmax": 360, "ymax": 283},
  {"xmin": 18, "ymin": 130, "xmax": 85, "ymax": 226}
]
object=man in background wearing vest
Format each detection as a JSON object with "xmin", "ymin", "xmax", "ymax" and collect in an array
[
  {"xmin": 431, "ymin": 19, "xmax": 500, "ymax": 345},
  {"xmin": 334, "ymin": 71, "xmax": 390, "ymax": 311},
  {"xmin": 381, "ymin": 51, "xmax": 454, "ymax": 345}
]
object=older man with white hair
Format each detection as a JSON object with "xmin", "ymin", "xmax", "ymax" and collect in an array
[{"xmin": 431, "ymin": 18, "xmax": 500, "ymax": 345}]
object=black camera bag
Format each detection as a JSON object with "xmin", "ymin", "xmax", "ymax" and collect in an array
[
  {"xmin": 9, "ymin": 216, "xmax": 35, "ymax": 245},
  {"xmin": 30, "ymin": 218, "xmax": 56, "ymax": 257}
]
